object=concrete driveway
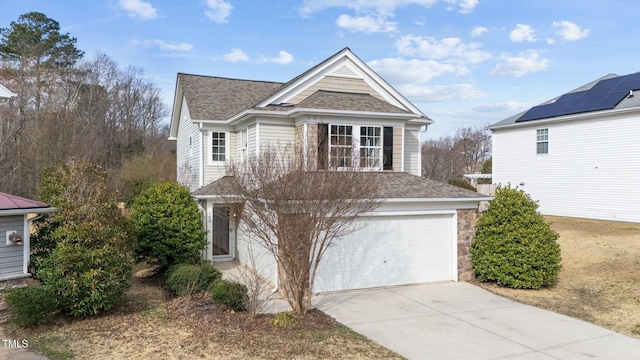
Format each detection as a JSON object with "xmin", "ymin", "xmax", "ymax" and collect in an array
[{"xmin": 315, "ymin": 282, "xmax": 640, "ymax": 360}]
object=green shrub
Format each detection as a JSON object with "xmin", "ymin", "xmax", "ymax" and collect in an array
[
  {"xmin": 4, "ymin": 285, "xmax": 57, "ymax": 326},
  {"xmin": 166, "ymin": 263, "xmax": 222, "ymax": 296},
  {"xmin": 271, "ymin": 311, "xmax": 296, "ymax": 328},
  {"xmin": 38, "ymin": 242, "xmax": 133, "ymax": 317},
  {"xmin": 130, "ymin": 182, "xmax": 207, "ymax": 267},
  {"xmin": 471, "ymin": 185, "xmax": 562, "ymax": 289},
  {"xmin": 32, "ymin": 160, "xmax": 134, "ymax": 317},
  {"xmin": 448, "ymin": 178, "xmax": 477, "ymax": 192},
  {"xmin": 209, "ymin": 279, "xmax": 247, "ymax": 311}
]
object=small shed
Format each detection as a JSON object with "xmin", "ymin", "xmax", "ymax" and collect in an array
[{"xmin": 0, "ymin": 192, "xmax": 54, "ymax": 284}]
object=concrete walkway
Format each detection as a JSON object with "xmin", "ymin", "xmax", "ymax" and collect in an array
[{"xmin": 315, "ymin": 282, "xmax": 640, "ymax": 360}]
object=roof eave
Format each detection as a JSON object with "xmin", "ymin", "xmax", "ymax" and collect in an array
[{"xmin": 0, "ymin": 207, "xmax": 55, "ymax": 216}]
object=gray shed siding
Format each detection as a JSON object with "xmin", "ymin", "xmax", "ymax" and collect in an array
[{"xmin": 0, "ymin": 215, "xmax": 25, "ymax": 276}]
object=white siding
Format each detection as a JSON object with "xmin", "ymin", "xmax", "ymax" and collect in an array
[
  {"xmin": 493, "ymin": 113, "xmax": 640, "ymax": 222},
  {"xmin": 0, "ymin": 215, "xmax": 25, "ymax": 277},
  {"xmin": 259, "ymin": 124, "xmax": 295, "ymax": 148},
  {"xmin": 175, "ymin": 98, "xmax": 201, "ymax": 190},
  {"xmin": 235, "ymin": 219, "xmax": 277, "ymax": 286},
  {"xmin": 404, "ymin": 129, "xmax": 420, "ymax": 176},
  {"xmin": 202, "ymin": 129, "xmax": 233, "ymax": 186}
]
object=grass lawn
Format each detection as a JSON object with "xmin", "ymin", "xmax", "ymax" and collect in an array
[
  {"xmin": 2, "ymin": 269, "xmax": 402, "ymax": 359},
  {"xmin": 475, "ymin": 216, "xmax": 640, "ymax": 339}
]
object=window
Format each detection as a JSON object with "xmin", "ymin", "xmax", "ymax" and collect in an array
[
  {"xmin": 240, "ymin": 128, "xmax": 248, "ymax": 161},
  {"xmin": 329, "ymin": 125, "xmax": 353, "ymax": 168},
  {"xmin": 359, "ymin": 126, "xmax": 381, "ymax": 168},
  {"xmin": 536, "ymin": 128, "xmax": 548, "ymax": 154},
  {"xmin": 383, "ymin": 127, "xmax": 393, "ymax": 170},
  {"xmin": 325, "ymin": 124, "xmax": 386, "ymax": 170},
  {"xmin": 211, "ymin": 132, "xmax": 226, "ymax": 162}
]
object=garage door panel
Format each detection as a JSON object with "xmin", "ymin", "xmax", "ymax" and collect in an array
[{"xmin": 314, "ymin": 214, "xmax": 455, "ymax": 292}]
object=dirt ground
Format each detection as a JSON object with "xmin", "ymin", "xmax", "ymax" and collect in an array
[
  {"xmin": 2, "ymin": 269, "xmax": 401, "ymax": 360},
  {"xmin": 475, "ymin": 216, "xmax": 640, "ymax": 338}
]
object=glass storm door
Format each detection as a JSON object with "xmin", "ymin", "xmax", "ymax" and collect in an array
[{"xmin": 212, "ymin": 206, "xmax": 230, "ymax": 256}]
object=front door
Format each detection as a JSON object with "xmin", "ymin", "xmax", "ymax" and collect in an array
[{"xmin": 212, "ymin": 206, "xmax": 231, "ymax": 258}]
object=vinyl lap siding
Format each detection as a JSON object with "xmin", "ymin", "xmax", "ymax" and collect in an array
[
  {"xmin": 404, "ymin": 129, "xmax": 420, "ymax": 176},
  {"xmin": 289, "ymin": 76, "xmax": 383, "ymax": 104},
  {"xmin": 176, "ymin": 98, "xmax": 201, "ymax": 190},
  {"xmin": 259, "ymin": 124, "xmax": 295, "ymax": 147},
  {"xmin": 0, "ymin": 215, "xmax": 25, "ymax": 276},
  {"xmin": 493, "ymin": 114, "xmax": 640, "ymax": 222},
  {"xmin": 202, "ymin": 127, "xmax": 235, "ymax": 186},
  {"xmin": 235, "ymin": 220, "xmax": 276, "ymax": 286}
]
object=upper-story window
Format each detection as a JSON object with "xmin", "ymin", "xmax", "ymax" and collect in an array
[
  {"xmin": 211, "ymin": 131, "xmax": 226, "ymax": 162},
  {"xmin": 536, "ymin": 128, "xmax": 549, "ymax": 154},
  {"xmin": 327, "ymin": 124, "xmax": 384, "ymax": 170},
  {"xmin": 240, "ymin": 128, "xmax": 248, "ymax": 161},
  {"xmin": 329, "ymin": 125, "xmax": 353, "ymax": 168},
  {"xmin": 360, "ymin": 126, "xmax": 382, "ymax": 168}
]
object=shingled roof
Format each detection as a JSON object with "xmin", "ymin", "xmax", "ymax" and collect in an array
[
  {"xmin": 177, "ymin": 74, "xmax": 284, "ymax": 120},
  {"xmin": 295, "ymin": 90, "xmax": 411, "ymax": 114},
  {"xmin": 192, "ymin": 172, "xmax": 487, "ymax": 200}
]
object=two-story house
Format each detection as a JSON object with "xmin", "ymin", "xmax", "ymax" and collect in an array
[{"xmin": 170, "ymin": 48, "xmax": 488, "ymax": 292}]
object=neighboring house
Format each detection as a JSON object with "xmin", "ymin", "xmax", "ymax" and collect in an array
[
  {"xmin": 170, "ymin": 48, "xmax": 489, "ymax": 292},
  {"xmin": 0, "ymin": 192, "xmax": 54, "ymax": 285},
  {"xmin": 0, "ymin": 83, "xmax": 16, "ymax": 99},
  {"xmin": 490, "ymin": 71, "xmax": 640, "ymax": 223}
]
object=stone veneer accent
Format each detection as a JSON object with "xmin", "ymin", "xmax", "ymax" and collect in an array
[{"xmin": 457, "ymin": 209, "xmax": 478, "ymax": 281}]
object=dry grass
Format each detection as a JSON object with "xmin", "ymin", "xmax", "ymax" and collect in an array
[
  {"xmin": 2, "ymin": 267, "xmax": 402, "ymax": 360},
  {"xmin": 475, "ymin": 216, "xmax": 640, "ymax": 338}
]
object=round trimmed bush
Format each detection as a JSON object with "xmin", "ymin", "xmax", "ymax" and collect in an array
[
  {"xmin": 4, "ymin": 285, "xmax": 57, "ymax": 326},
  {"xmin": 166, "ymin": 262, "xmax": 222, "ymax": 296},
  {"xmin": 130, "ymin": 182, "xmax": 207, "ymax": 267},
  {"xmin": 209, "ymin": 279, "xmax": 247, "ymax": 311},
  {"xmin": 471, "ymin": 185, "xmax": 562, "ymax": 289}
]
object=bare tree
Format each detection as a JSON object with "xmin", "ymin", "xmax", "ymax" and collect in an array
[
  {"xmin": 221, "ymin": 144, "xmax": 382, "ymax": 314},
  {"xmin": 422, "ymin": 125, "xmax": 491, "ymax": 183}
]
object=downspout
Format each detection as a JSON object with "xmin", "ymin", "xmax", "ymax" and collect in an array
[
  {"xmin": 199, "ymin": 124, "xmax": 204, "ymax": 188},
  {"xmin": 303, "ymin": 122, "xmax": 308, "ymax": 169}
]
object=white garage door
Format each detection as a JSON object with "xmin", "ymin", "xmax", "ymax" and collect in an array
[{"xmin": 314, "ymin": 214, "xmax": 456, "ymax": 293}]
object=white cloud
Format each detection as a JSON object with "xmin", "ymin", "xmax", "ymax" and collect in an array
[
  {"xmin": 298, "ymin": 1, "xmax": 478, "ymax": 18},
  {"xmin": 491, "ymin": 50, "xmax": 550, "ymax": 77},
  {"xmin": 222, "ymin": 48, "xmax": 249, "ymax": 62},
  {"xmin": 368, "ymin": 57, "xmax": 467, "ymax": 84},
  {"xmin": 118, "ymin": 0, "xmax": 157, "ymax": 20},
  {"xmin": 473, "ymin": 101, "xmax": 532, "ymax": 114},
  {"xmin": 553, "ymin": 20, "xmax": 589, "ymax": 41},
  {"xmin": 135, "ymin": 39, "xmax": 193, "ymax": 51},
  {"xmin": 336, "ymin": 14, "xmax": 397, "ymax": 33},
  {"xmin": 471, "ymin": 26, "xmax": 487, "ymax": 37},
  {"xmin": 395, "ymin": 35, "xmax": 492, "ymax": 64},
  {"xmin": 457, "ymin": 0, "xmax": 479, "ymax": 14},
  {"xmin": 205, "ymin": 0, "xmax": 233, "ymax": 23},
  {"xmin": 397, "ymin": 83, "xmax": 486, "ymax": 102},
  {"xmin": 510, "ymin": 24, "xmax": 537, "ymax": 42},
  {"xmin": 259, "ymin": 51, "xmax": 294, "ymax": 65}
]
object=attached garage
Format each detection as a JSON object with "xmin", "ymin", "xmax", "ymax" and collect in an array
[
  {"xmin": 194, "ymin": 172, "xmax": 489, "ymax": 294},
  {"xmin": 314, "ymin": 212, "xmax": 457, "ymax": 292}
]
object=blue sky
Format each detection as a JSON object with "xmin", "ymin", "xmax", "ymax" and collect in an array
[{"xmin": 1, "ymin": 0, "xmax": 639, "ymax": 139}]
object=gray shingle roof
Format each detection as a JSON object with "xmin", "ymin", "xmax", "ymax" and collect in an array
[
  {"xmin": 192, "ymin": 172, "xmax": 486, "ymax": 200},
  {"xmin": 295, "ymin": 90, "xmax": 411, "ymax": 114},
  {"xmin": 177, "ymin": 74, "xmax": 283, "ymax": 120}
]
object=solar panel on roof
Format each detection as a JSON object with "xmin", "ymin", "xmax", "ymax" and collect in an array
[{"xmin": 516, "ymin": 72, "xmax": 640, "ymax": 122}]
